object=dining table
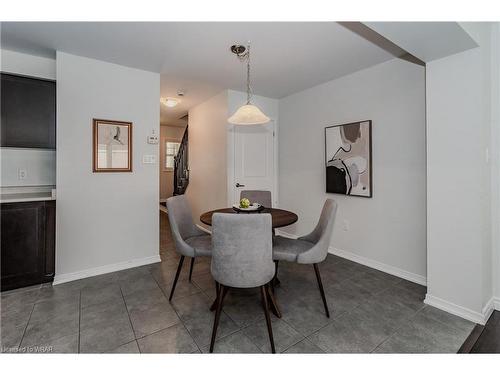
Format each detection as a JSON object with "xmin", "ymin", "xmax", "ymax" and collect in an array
[
  {"xmin": 200, "ymin": 207, "xmax": 298, "ymax": 228},
  {"xmin": 200, "ymin": 206, "xmax": 298, "ymax": 318}
]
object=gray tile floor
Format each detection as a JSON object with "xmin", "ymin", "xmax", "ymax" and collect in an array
[{"xmin": 0, "ymin": 212, "xmax": 475, "ymax": 353}]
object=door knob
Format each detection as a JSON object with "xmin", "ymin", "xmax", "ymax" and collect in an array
[{"xmin": 236, "ymin": 183, "xmax": 245, "ymax": 187}]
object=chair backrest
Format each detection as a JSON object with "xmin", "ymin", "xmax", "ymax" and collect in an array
[
  {"xmin": 166, "ymin": 195, "xmax": 200, "ymax": 257},
  {"xmin": 240, "ymin": 190, "xmax": 272, "ymax": 208},
  {"xmin": 211, "ymin": 213, "xmax": 274, "ymax": 288},
  {"xmin": 297, "ymin": 199, "xmax": 338, "ymax": 264}
]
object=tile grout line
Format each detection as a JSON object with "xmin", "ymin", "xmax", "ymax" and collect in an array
[
  {"xmin": 17, "ymin": 302, "xmax": 36, "ymax": 351},
  {"xmin": 176, "ymin": 282, "xmax": 263, "ymax": 352},
  {"xmin": 199, "ymin": 284, "xmax": 243, "ymax": 332},
  {"xmin": 226, "ymin": 289, "xmax": 264, "ymax": 353},
  {"xmin": 149, "ymin": 266, "xmax": 204, "ymax": 354},
  {"xmin": 272, "ymin": 318, "xmax": 306, "ymax": 353},
  {"xmin": 298, "ymin": 337, "xmax": 326, "ymax": 353},
  {"xmin": 369, "ymin": 304, "xmax": 427, "ymax": 353},
  {"xmin": 106, "ymin": 339, "xmax": 138, "ymax": 353},
  {"xmin": 118, "ymin": 285, "xmax": 140, "ymax": 353},
  {"xmin": 302, "ymin": 310, "xmax": 349, "ymax": 342},
  {"xmin": 197, "ymin": 286, "xmax": 250, "ymax": 350}
]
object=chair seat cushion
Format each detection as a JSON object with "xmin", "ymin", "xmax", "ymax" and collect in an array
[
  {"xmin": 185, "ymin": 234, "xmax": 212, "ymax": 257},
  {"xmin": 272, "ymin": 236, "xmax": 314, "ymax": 262}
]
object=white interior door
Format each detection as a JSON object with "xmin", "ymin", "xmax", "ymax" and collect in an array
[{"xmin": 232, "ymin": 120, "xmax": 275, "ymax": 205}]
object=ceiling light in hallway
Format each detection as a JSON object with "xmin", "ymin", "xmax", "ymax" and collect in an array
[{"xmin": 161, "ymin": 97, "xmax": 180, "ymax": 107}]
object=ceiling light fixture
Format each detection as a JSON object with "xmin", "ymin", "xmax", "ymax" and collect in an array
[
  {"xmin": 227, "ymin": 42, "xmax": 270, "ymax": 125},
  {"xmin": 161, "ymin": 97, "xmax": 180, "ymax": 108}
]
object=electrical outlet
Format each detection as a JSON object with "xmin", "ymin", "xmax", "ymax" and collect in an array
[
  {"xmin": 18, "ymin": 168, "xmax": 27, "ymax": 180},
  {"xmin": 342, "ymin": 219, "xmax": 350, "ymax": 231}
]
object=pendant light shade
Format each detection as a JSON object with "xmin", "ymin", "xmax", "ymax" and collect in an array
[
  {"xmin": 228, "ymin": 42, "xmax": 270, "ymax": 125},
  {"xmin": 228, "ymin": 104, "xmax": 270, "ymax": 125}
]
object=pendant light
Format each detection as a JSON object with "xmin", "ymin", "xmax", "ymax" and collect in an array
[{"xmin": 228, "ymin": 43, "xmax": 270, "ymax": 125}]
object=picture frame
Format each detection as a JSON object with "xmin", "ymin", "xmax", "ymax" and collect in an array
[
  {"xmin": 324, "ymin": 120, "xmax": 372, "ymax": 198},
  {"xmin": 92, "ymin": 119, "xmax": 132, "ymax": 172}
]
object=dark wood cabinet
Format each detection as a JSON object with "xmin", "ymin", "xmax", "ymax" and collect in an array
[
  {"xmin": 1, "ymin": 200, "xmax": 56, "ymax": 291},
  {"xmin": 1, "ymin": 73, "xmax": 56, "ymax": 149}
]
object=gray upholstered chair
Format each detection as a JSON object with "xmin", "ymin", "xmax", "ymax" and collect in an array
[
  {"xmin": 240, "ymin": 190, "xmax": 272, "ymax": 208},
  {"xmin": 272, "ymin": 199, "xmax": 338, "ymax": 317},
  {"xmin": 166, "ymin": 195, "xmax": 211, "ymax": 301},
  {"xmin": 209, "ymin": 213, "xmax": 276, "ymax": 353}
]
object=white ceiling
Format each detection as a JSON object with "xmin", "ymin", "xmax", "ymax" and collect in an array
[{"xmin": 1, "ymin": 22, "xmax": 396, "ymax": 125}]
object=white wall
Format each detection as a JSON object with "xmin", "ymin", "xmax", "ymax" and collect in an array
[
  {"xmin": 489, "ymin": 23, "xmax": 500, "ymax": 308},
  {"xmin": 278, "ymin": 58, "xmax": 426, "ymax": 284},
  {"xmin": 0, "ymin": 49, "xmax": 57, "ymax": 188},
  {"xmin": 426, "ymin": 23, "xmax": 495, "ymax": 323},
  {"xmin": 186, "ymin": 91, "xmax": 228, "ymax": 225},
  {"xmin": 56, "ymin": 52, "xmax": 160, "ymax": 282}
]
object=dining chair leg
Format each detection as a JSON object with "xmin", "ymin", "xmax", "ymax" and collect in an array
[
  {"xmin": 168, "ymin": 255, "xmax": 185, "ymax": 301},
  {"xmin": 210, "ymin": 282, "xmax": 220, "ymax": 311},
  {"xmin": 260, "ymin": 284, "xmax": 276, "ymax": 353},
  {"xmin": 189, "ymin": 257, "xmax": 195, "ymax": 282},
  {"xmin": 210, "ymin": 285, "xmax": 227, "ymax": 353},
  {"xmin": 313, "ymin": 263, "xmax": 330, "ymax": 318},
  {"xmin": 266, "ymin": 284, "xmax": 282, "ymax": 318},
  {"xmin": 271, "ymin": 260, "xmax": 280, "ymax": 292},
  {"xmin": 210, "ymin": 283, "xmax": 228, "ymax": 311},
  {"xmin": 272, "ymin": 260, "xmax": 281, "ymax": 288}
]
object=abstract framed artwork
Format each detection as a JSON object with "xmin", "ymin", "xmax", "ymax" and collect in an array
[
  {"xmin": 325, "ymin": 120, "xmax": 372, "ymax": 198},
  {"xmin": 92, "ymin": 119, "xmax": 132, "ymax": 172}
]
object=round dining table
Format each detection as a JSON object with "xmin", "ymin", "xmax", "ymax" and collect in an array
[{"xmin": 200, "ymin": 207, "xmax": 298, "ymax": 228}]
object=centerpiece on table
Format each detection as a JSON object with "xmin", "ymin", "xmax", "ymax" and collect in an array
[{"xmin": 232, "ymin": 198, "xmax": 265, "ymax": 212}]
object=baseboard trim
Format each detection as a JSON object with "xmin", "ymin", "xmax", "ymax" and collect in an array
[
  {"xmin": 328, "ymin": 246, "xmax": 427, "ymax": 286},
  {"xmin": 494, "ymin": 297, "xmax": 500, "ymax": 311},
  {"xmin": 424, "ymin": 294, "xmax": 494, "ymax": 325},
  {"xmin": 274, "ymin": 229, "xmax": 427, "ymax": 286},
  {"xmin": 53, "ymin": 255, "xmax": 161, "ymax": 285},
  {"xmin": 482, "ymin": 297, "xmax": 496, "ymax": 323}
]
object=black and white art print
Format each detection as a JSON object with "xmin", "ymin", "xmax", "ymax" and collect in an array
[{"xmin": 325, "ymin": 120, "xmax": 372, "ymax": 198}]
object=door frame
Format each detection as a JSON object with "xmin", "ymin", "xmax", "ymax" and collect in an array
[{"xmin": 226, "ymin": 118, "xmax": 279, "ymax": 207}]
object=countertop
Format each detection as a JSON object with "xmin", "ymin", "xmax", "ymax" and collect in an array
[
  {"xmin": 1, "ymin": 192, "xmax": 55, "ymax": 203},
  {"xmin": 0, "ymin": 186, "xmax": 56, "ymax": 203}
]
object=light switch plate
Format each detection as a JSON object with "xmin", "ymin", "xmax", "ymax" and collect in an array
[{"xmin": 142, "ymin": 155, "xmax": 157, "ymax": 164}]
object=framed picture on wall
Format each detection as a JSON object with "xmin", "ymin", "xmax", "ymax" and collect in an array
[
  {"xmin": 325, "ymin": 120, "xmax": 372, "ymax": 198},
  {"xmin": 92, "ymin": 119, "xmax": 132, "ymax": 172}
]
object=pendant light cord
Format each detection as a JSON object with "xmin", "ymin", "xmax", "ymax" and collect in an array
[
  {"xmin": 234, "ymin": 42, "xmax": 253, "ymax": 105},
  {"xmin": 246, "ymin": 43, "xmax": 251, "ymax": 104}
]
